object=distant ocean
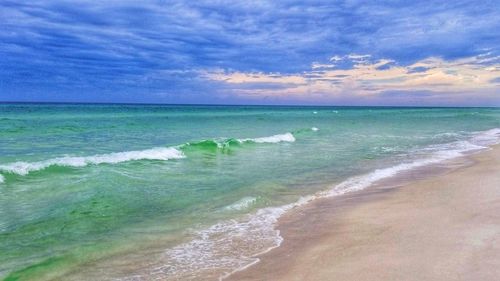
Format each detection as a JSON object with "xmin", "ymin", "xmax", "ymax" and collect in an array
[{"xmin": 1, "ymin": 103, "xmax": 499, "ymax": 280}]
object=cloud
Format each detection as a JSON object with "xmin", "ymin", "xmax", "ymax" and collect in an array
[{"xmin": 204, "ymin": 53, "xmax": 500, "ymax": 105}]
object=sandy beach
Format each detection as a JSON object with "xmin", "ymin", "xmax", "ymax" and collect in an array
[{"xmin": 228, "ymin": 145, "xmax": 500, "ymax": 281}]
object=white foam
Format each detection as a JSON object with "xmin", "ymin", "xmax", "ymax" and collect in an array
[
  {"xmin": 0, "ymin": 174, "xmax": 4, "ymax": 184},
  {"xmin": 154, "ymin": 195, "xmax": 321, "ymax": 280},
  {"xmin": 0, "ymin": 147, "xmax": 185, "ymax": 176},
  {"xmin": 240, "ymin": 133, "xmax": 295, "ymax": 144},
  {"xmin": 223, "ymin": 197, "xmax": 257, "ymax": 211},
  {"xmin": 311, "ymin": 127, "xmax": 319, "ymax": 131},
  {"xmin": 322, "ymin": 149, "xmax": 463, "ymax": 197},
  {"xmin": 313, "ymin": 111, "xmax": 318, "ymax": 114},
  {"xmin": 317, "ymin": 137, "xmax": 494, "ymax": 210},
  {"xmin": 152, "ymin": 205, "xmax": 288, "ymax": 281},
  {"xmin": 470, "ymin": 128, "xmax": 500, "ymax": 146}
]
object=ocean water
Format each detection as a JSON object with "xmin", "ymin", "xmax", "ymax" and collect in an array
[{"xmin": 0, "ymin": 104, "xmax": 499, "ymax": 280}]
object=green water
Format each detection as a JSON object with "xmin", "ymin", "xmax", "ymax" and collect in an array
[{"xmin": 0, "ymin": 104, "xmax": 499, "ymax": 280}]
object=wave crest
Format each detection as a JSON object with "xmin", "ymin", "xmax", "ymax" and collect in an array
[
  {"xmin": 223, "ymin": 197, "xmax": 257, "ymax": 211},
  {"xmin": 0, "ymin": 147, "xmax": 185, "ymax": 176},
  {"xmin": 180, "ymin": 132, "xmax": 297, "ymax": 152},
  {"xmin": 239, "ymin": 133, "xmax": 295, "ymax": 144}
]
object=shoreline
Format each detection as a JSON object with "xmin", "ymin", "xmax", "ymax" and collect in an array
[{"xmin": 227, "ymin": 145, "xmax": 500, "ymax": 280}]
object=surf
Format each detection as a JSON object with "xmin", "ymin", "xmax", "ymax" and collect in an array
[
  {"xmin": 0, "ymin": 128, "xmax": 318, "ymax": 180},
  {"xmin": 0, "ymin": 147, "xmax": 185, "ymax": 177}
]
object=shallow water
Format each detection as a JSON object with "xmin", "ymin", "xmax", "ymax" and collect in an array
[{"xmin": 0, "ymin": 104, "xmax": 499, "ymax": 280}]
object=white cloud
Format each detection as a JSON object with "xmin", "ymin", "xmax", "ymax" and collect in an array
[
  {"xmin": 311, "ymin": 62, "xmax": 337, "ymax": 69},
  {"xmin": 347, "ymin": 54, "xmax": 371, "ymax": 60},
  {"xmin": 329, "ymin": 55, "xmax": 342, "ymax": 62}
]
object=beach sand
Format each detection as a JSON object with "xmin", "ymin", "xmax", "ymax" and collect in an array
[{"xmin": 228, "ymin": 145, "xmax": 500, "ymax": 281}]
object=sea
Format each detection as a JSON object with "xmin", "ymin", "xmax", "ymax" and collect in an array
[{"xmin": 0, "ymin": 103, "xmax": 499, "ymax": 280}]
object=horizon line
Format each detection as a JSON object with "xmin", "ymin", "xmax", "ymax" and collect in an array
[{"xmin": 0, "ymin": 101, "xmax": 499, "ymax": 109}]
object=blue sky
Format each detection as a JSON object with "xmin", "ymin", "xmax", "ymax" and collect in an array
[{"xmin": 1, "ymin": 0, "xmax": 499, "ymax": 106}]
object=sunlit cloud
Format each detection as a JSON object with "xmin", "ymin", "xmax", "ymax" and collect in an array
[{"xmin": 205, "ymin": 53, "xmax": 499, "ymax": 104}]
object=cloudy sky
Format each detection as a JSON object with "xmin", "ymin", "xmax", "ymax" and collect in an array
[{"xmin": 1, "ymin": 0, "xmax": 499, "ymax": 106}]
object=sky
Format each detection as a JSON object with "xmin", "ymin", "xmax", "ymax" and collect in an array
[{"xmin": 1, "ymin": 0, "xmax": 499, "ymax": 106}]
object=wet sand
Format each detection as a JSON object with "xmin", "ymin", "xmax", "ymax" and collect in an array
[{"xmin": 228, "ymin": 145, "xmax": 500, "ymax": 281}]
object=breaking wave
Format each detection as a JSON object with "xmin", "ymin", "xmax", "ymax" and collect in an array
[
  {"xmin": 0, "ymin": 147, "xmax": 185, "ymax": 177},
  {"xmin": 223, "ymin": 197, "xmax": 258, "ymax": 211},
  {"xmin": 180, "ymin": 132, "xmax": 296, "ymax": 151},
  {"xmin": 240, "ymin": 132, "xmax": 295, "ymax": 144}
]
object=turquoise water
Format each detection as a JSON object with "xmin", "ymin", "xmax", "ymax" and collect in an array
[{"xmin": 0, "ymin": 104, "xmax": 499, "ymax": 280}]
